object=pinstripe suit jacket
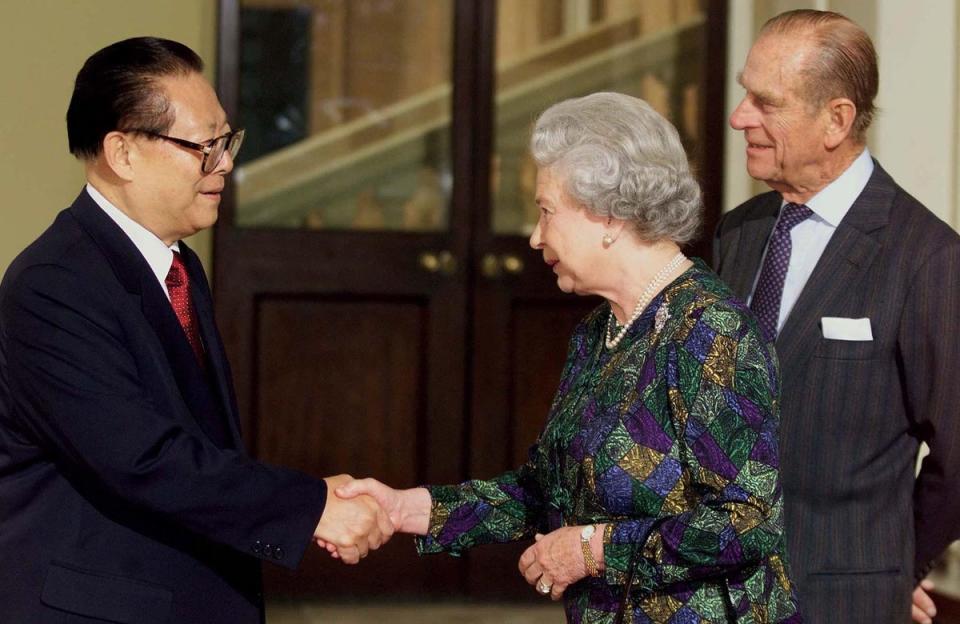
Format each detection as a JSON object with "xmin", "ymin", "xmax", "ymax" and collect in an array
[{"xmin": 713, "ymin": 161, "xmax": 960, "ymax": 624}]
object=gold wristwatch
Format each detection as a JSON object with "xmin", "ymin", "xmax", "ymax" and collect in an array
[{"xmin": 580, "ymin": 524, "xmax": 600, "ymax": 577}]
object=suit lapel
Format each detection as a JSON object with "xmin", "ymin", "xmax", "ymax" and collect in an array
[
  {"xmin": 179, "ymin": 243, "xmax": 243, "ymax": 448},
  {"xmin": 775, "ymin": 162, "xmax": 893, "ymax": 368},
  {"xmin": 69, "ymin": 190, "xmax": 150, "ymax": 297},
  {"xmin": 728, "ymin": 193, "xmax": 780, "ymax": 299},
  {"xmin": 69, "ymin": 190, "xmax": 239, "ymax": 449},
  {"xmin": 135, "ymin": 272, "xmax": 236, "ymax": 443}
]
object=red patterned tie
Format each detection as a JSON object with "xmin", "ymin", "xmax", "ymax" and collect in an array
[{"xmin": 165, "ymin": 251, "xmax": 205, "ymax": 366}]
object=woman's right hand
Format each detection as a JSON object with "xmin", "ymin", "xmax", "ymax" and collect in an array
[{"xmin": 336, "ymin": 478, "xmax": 432, "ymax": 536}]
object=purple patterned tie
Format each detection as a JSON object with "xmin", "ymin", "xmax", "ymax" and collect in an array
[{"xmin": 750, "ymin": 203, "xmax": 813, "ymax": 341}]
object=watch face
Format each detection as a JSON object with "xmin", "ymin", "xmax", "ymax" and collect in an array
[{"xmin": 581, "ymin": 524, "xmax": 595, "ymax": 540}]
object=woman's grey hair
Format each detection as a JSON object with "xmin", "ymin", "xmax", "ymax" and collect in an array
[{"xmin": 530, "ymin": 92, "xmax": 702, "ymax": 244}]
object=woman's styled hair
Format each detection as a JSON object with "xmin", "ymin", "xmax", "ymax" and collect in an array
[{"xmin": 530, "ymin": 92, "xmax": 702, "ymax": 245}]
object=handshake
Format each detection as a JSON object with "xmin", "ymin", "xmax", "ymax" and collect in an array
[
  {"xmin": 311, "ymin": 474, "xmax": 430, "ymax": 564},
  {"xmin": 311, "ymin": 475, "xmax": 603, "ymax": 601}
]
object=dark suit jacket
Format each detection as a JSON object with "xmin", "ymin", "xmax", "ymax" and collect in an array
[
  {"xmin": 0, "ymin": 190, "xmax": 327, "ymax": 623},
  {"xmin": 713, "ymin": 161, "xmax": 960, "ymax": 623}
]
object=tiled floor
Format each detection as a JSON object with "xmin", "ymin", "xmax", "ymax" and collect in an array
[{"xmin": 266, "ymin": 601, "xmax": 565, "ymax": 624}]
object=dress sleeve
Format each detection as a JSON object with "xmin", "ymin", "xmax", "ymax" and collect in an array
[
  {"xmin": 414, "ymin": 460, "xmax": 546, "ymax": 556},
  {"xmin": 602, "ymin": 303, "xmax": 789, "ymax": 590}
]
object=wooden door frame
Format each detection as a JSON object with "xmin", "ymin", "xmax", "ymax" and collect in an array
[{"xmin": 696, "ymin": 0, "xmax": 728, "ymax": 262}]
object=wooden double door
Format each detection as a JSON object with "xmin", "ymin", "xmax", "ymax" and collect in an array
[{"xmin": 213, "ymin": 0, "xmax": 725, "ymax": 600}]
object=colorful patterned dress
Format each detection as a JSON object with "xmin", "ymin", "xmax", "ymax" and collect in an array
[{"xmin": 416, "ymin": 260, "xmax": 802, "ymax": 623}]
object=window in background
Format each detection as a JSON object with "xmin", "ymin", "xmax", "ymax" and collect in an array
[
  {"xmin": 236, "ymin": 0, "xmax": 454, "ymax": 232},
  {"xmin": 491, "ymin": 0, "xmax": 706, "ymax": 235}
]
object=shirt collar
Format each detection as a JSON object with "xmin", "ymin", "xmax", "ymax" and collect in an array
[
  {"xmin": 783, "ymin": 148, "xmax": 874, "ymax": 227},
  {"xmin": 85, "ymin": 183, "xmax": 180, "ymax": 286}
]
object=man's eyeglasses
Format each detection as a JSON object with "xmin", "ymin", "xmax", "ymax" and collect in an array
[{"xmin": 131, "ymin": 128, "xmax": 245, "ymax": 174}]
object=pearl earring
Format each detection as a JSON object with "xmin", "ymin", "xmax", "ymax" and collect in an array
[{"xmin": 602, "ymin": 234, "xmax": 614, "ymax": 248}]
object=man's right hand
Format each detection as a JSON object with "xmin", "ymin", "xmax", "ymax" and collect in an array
[{"xmin": 313, "ymin": 474, "xmax": 393, "ymax": 564}]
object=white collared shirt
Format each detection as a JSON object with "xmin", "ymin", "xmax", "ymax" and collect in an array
[
  {"xmin": 748, "ymin": 148, "xmax": 874, "ymax": 333},
  {"xmin": 85, "ymin": 183, "xmax": 180, "ymax": 300}
]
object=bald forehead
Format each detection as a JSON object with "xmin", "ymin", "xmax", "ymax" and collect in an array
[
  {"xmin": 740, "ymin": 33, "xmax": 815, "ymax": 97},
  {"xmin": 753, "ymin": 32, "xmax": 816, "ymax": 71}
]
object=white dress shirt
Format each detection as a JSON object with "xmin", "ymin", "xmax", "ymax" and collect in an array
[
  {"xmin": 748, "ymin": 148, "xmax": 874, "ymax": 333},
  {"xmin": 85, "ymin": 183, "xmax": 180, "ymax": 300}
]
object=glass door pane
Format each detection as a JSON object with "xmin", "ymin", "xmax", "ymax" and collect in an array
[
  {"xmin": 492, "ymin": 0, "xmax": 706, "ymax": 235},
  {"xmin": 235, "ymin": 0, "xmax": 454, "ymax": 232}
]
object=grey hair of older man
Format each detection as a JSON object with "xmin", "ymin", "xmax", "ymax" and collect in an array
[{"xmin": 530, "ymin": 92, "xmax": 702, "ymax": 245}]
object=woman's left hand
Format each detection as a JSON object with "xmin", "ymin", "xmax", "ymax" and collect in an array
[{"xmin": 518, "ymin": 526, "xmax": 591, "ymax": 601}]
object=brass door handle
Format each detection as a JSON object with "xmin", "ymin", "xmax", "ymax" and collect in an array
[
  {"xmin": 480, "ymin": 253, "xmax": 524, "ymax": 279},
  {"xmin": 481, "ymin": 253, "xmax": 501, "ymax": 278},
  {"xmin": 419, "ymin": 250, "xmax": 458, "ymax": 275},
  {"xmin": 501, "ymin": 254, "xmax": 524, "ymax": 274}
]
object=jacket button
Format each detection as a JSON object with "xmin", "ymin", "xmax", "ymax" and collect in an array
[
  {"xmin": 273, "ymin": 547, "xmax": 284, "ymax": 560},
  {"xmin": 252, "ymin": 541, "xmax": 263, "ymax": 554},
  {"xmin": 263, "ymin": 544, "xmax": 274, "ymax": 557}
]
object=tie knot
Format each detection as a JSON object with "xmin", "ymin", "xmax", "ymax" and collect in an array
[
  {"xmin": 776, "ymin": 203, "xmax": 813, "ymax": 232},
  {"xmin": 165, "ymin": 251, "xmax": 187, "ymax": 288}
]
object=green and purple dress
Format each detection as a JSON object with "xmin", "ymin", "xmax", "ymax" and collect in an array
[{"xmin": 416, "ymin": 260, "xmax": 802, "ymax": 623}]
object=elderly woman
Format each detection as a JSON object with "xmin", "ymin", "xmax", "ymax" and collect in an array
[{"xmin": 334, "ymin": 92, "xmax": 801, "ymax": 622}]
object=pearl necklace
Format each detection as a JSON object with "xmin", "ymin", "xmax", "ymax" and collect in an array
[{"xmin": 605, "ymin": 251, "xmax": 687, "ymax": 349}]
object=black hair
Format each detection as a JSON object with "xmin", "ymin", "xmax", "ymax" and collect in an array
[{"xmin": 66, "ymin": 37, "xmax": 204, "ymax": 159}]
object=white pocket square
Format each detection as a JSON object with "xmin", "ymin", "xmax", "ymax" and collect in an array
[{"xmin": 821, "ymin": 317, "xmax": 873, "ymax": 341}]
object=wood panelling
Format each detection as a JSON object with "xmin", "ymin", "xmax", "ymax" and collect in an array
[
  {"xmin": 255, "ymin": 297, "xmax": 424, "ymax": 481},
  {"xmin": 509, "ymin": 300, "xmax": 599, "ymax": 466},
  {"xmin": 253, "ymin": 293, "xmax": 465, "ymax": 597},
  {"xmin": 465, "ymin": 295, "xmax": 598, "ymax": 600}
]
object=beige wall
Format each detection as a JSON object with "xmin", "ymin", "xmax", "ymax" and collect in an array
[
  {"xmin": 0, "ymin": 1, "xmax": 218, "ymax": 276},
  {"xmin": 724, "ymin": 0, "xmax": 960, "ymax": 231}
]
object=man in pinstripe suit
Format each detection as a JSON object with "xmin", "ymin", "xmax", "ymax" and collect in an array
[{"xmin": 714, "ymin": 10, "xmax": 960, "ymax": 624}]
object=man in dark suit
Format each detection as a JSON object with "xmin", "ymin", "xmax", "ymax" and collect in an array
[
  {"xmin": 714, "ymin": 10, "xmax": 960, "ymax": 624},
  {"xmin": 0, "ymin": 38, "xmax": 390, "ymax": 623}
]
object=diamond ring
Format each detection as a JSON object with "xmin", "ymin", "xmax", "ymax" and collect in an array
[{"xmin": 536, "ymin": 578, "xmax": 552, "ymax": 595}]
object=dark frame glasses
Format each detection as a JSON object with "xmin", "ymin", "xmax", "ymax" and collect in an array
[{"xmin": 131, "ymin": 128, "xmax": 245, "ymax": 174}]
